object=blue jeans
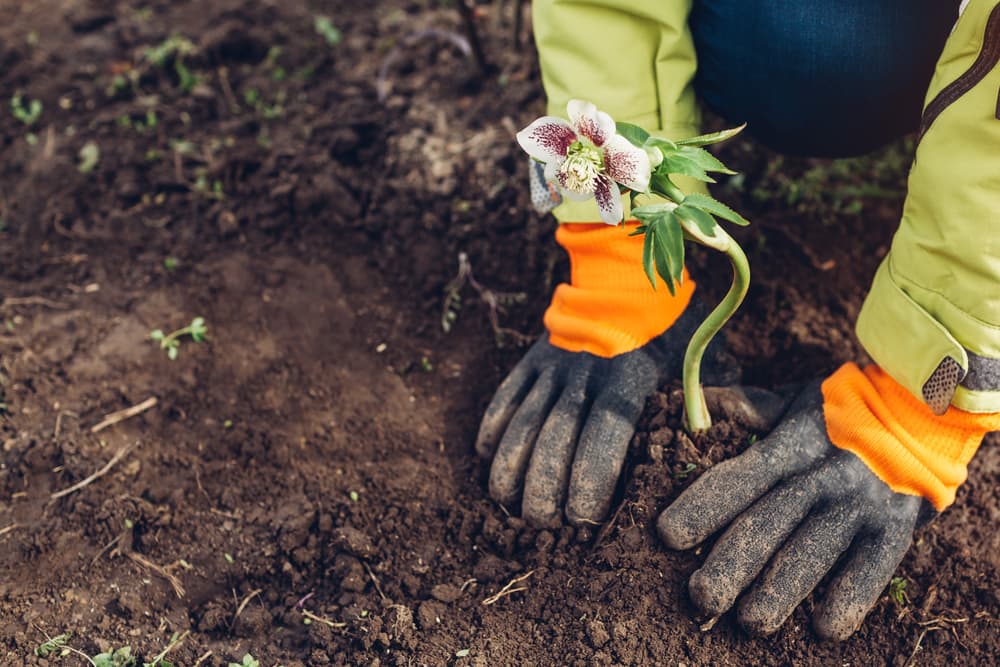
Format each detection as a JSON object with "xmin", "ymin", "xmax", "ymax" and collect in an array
[{"xmin": 690, "ymin": 0, "xmax": 962, "ymax": 156}]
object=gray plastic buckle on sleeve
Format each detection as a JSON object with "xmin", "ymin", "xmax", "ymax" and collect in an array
[{"xmin": 922, "ymin": 350, "xmax": 1000, "ymax": 414}]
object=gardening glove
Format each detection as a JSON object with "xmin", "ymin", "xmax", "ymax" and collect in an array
[
  {"xmin": 476, "ymin": 223, "xmax": 740, "ymax": 527},
  {"xmin": 658, "ymin": 0, "xmax": 1000, "ymax": 639},
  {"xmin": 484, "ymin": 0, "xmax": 714, "ymax": 527},
  {"xmin": 658, "ymin": 363, "xmax": 1000, "ymax": 640}
]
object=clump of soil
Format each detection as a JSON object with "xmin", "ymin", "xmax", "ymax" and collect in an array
[{"xmin": 0, "ymin": 1, "xmax": 996, "ymax": 665}]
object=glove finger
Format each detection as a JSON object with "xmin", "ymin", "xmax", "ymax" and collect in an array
[
  {"xmin": 488, "ymin": 366, "xmax": 561, "ymax": 506},
  {"xmin": 565, "ymin": 371, "xmax": 657, "ymax": 525},
  {"xmin": 687, "ymin": 469, "xmax": 828, "ymax": 616},
  {"xmin": 737, "ymin": 501, "xmax": 863, "ymax": 636},
  {"xmin": 475, "ymin": 354, "xmax": 539, "ymax": 458},
  {"xmin": 658, "ymin": 401, "xmax": 829, "ymax": 550},
  {"xmin": 813, "ymin": 497, "xmax": 921, "ymax": 641},
  {"xmin": 522, "ymin": 364, "xmax": 594, "ymax": 528}
]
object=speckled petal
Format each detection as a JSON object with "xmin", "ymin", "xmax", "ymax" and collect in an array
[
  {"xmin": 517, "ymin": 117, "xmax": 577, "ymax": 163},
  {"xmin": 567, "ymin": 99, "xmax": 616, "ymax": 148},
  {"xmin": 593, "ymin": 175, "xmax": 623, "ymax": 225},
  {"xmin": 604, "ymin": 134, "xmax": 651, "ymax": 192}
]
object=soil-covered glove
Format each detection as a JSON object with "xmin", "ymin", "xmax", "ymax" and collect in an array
[
  {"xmin": 476, "ymin": 223, "xmax": 737, "ymax": 527},
  {"xmin": 658, "ymin": 363, "xmax": 1000, "ymax": 639}
]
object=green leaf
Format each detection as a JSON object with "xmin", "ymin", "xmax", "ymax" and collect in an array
[
  {"xmin": 615, "ymin": 121, "xmax": 650, "ymax": 148},
  {"xmin": 149, "ymin": 329, "xmax": 165, "ymax": 341},
  {"xmin": 652, "ymin": 213, "xmax": 685, "ymax": 291},
  {"xmin": 643, "ymin": 137, "xmax": 677, "ymax": 152},
  {"xmin": 167, "ymin": 345, "xmax": 179, "ymax": 361},
  {"xmin": 676, "ymin": 204, "xmax": 718, "ymax": 237},
  {"xmin": 659, "ymin": 153, "xmax": 713, "ymax": 183},
  {"xmin": 189, "ymin": 317, "xmax": 207, "ymax": 341},
  {"xmin": 676, "ymin": 124, "xmax": 746, "ymax": 147},
  {"xmin": 674, "ymin": 145, "xmax": 737, "ymax": 176},
  {"xmin": 632, "ymin": 203, "xmax": 679, "ymax": 217},
  {"xmin": 682, "ymin": 193, "xmax": 750, "ymax": 226},
  {"xmin": 641, "ymin": 230, "xmax": 657, "ymax": 290},
  {"xmin": 652, "ymin": 229, "xmax": 675, "ymax": 295}
]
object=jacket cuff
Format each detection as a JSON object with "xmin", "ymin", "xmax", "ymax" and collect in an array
[{"xmin": 857, "ymin": 258, "xmax": 1000, "ymax": 414}]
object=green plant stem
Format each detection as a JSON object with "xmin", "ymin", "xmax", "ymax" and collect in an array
[
  {"xmin": 161, "ymin": 325, "xmax": 192, "ymax": 346},
  {"xmin": 682, "ymin": 234, "xmax": 750, "ymax": 433}
]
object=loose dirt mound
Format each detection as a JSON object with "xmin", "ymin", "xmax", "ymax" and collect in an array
[{"xmin": 0, "ymin": 1, "xmax": 996, "ymax": 665}]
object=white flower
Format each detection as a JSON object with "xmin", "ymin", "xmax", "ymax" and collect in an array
[{"xmin": 516, "ymin": 100, "xmax": 651, "ymax": 225}]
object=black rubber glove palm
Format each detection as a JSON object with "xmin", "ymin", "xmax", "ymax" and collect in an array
[
  {"xmin": 657, "ymin": 384, "xmax": 934, "ymax": 640},
  {"xmin": 476, "ymin": 302, "xmax": 739, "ymax": 527}
]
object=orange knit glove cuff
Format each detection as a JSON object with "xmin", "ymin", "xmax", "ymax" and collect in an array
[
  {"xmin": 822, "ymin": 362, "xmax": 1000, "ymax": 510},
  {"xmin": 543, "ymin": 223, "xmax": 695, "ymax": 358}
]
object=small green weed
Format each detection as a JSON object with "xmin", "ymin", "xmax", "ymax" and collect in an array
[
  {"xmin": 144, "ymin": 34, "xmax": 199, "ymax": 93},
  {"xmin": 10, "ymin": 93, "xmax": 42, "ymax": 125},
  {"xmin": 314, "ymin": 16, "xmax": 341, "ymax": 46},
  {"xmin": 149, "ymin": 317, "xmax": 207, "ymax": 360},
  {"xmin": 144, "ymin": 34, "xmax": 195, "ymax": 67},
  {"xmin": 78, "ymin": 141, "xmax": 101, "ymax": 173},
  {"xmin": 35, "ymin": 630, "xmax": 188, "ymax": 667},
  {"xmin": 193, "ymin": 174, "xmax": 225, "ymax": 200},
  {"xmin": 229, "ymin": 654, "xmax": 260, "ymax": 667},
  {"xmin": 674, "ymin": 462, "xmax": 697, "ymax": 479},
  {"xmin": 889, "ymin": 576, "xmax": 909, "ymax": 606},
  {"xmin": 92, "ymin": 646, "xmax": 136, "ymax": 666},
  {"xmin": 34, "ymin": 633, "xmax": 70, "ymax": 657}
]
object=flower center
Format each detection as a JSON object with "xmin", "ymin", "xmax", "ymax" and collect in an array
[{"xmin": 559, "ymin": 141, "xmax": 604, "ymax": 194}]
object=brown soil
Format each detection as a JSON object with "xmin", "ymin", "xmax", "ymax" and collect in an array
[{"xmin": 0, "ymin": 1, "xmax": 997, "ymax": 665}]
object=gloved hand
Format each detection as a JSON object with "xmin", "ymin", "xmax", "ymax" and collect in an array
[
  {"xmin": 476, "ymin": 223, "xmax": 738, "ymax": 527},
  {"xmin": 658, "ymin": 363, "xmax": 998, "ymax": 639}
]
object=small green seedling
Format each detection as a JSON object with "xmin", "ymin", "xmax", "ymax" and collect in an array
[
  {"xmin": 35, "ymin": 630, "xmax": 187, "ymax": 666},
  {"xmin": 92, "ymin": 646, "xmax": 136, "ymax": 667},
  {"xmin": 149, "ymin": 317, "xmax": 207, "ymax": 360},
  {"xmin": 78, "ymin": 141, "xmax": 101, "ymax": 173},
  {"xmin": 163, "ymin": 257, "xmax": 178, "ymax": 271},
  {"xmin": 889, "ymin": 576, "xmax": 909, "ymax": 606},
  {"xmin": 35, "ymin": 633, "xmax": 71, "ymax": 657},
  {"xmin": 10, "ymin": 93, "xmax": 42, "ymax": 125},
  {"xmin": 314, "ymin": 16, "xmax": 341, "ymax": 46},
  {"xmin": 674, "ymin": 462, "xmax": 697, "ymax": 479},
  {"xmin": 228, "ymin": 654, "xmax": 260, "ymax": 667},
  {"xmin": 144, "ymin": 34, "xmax": 195, "ymax": 67},
  {"xmin": 144, "ymin": 34, "xmax": 198, "ymax": 93}
]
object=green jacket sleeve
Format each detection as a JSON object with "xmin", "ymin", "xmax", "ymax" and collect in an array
[
  {"xmin": 531, "ymin": 0, "xmax": 705, "ymax": 222},
  {"xmin": 856, "ymin": 0, "xmax": 1000, "ymax": 414}
]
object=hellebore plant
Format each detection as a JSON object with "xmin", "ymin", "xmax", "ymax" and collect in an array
[{"xmin": 518, "ymin": 100, "xmax": 751, "ymax": 433}]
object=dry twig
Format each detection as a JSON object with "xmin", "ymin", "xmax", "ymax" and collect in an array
[
  {"xmin": 482, "ymin": 570, "xmax": 535, "ymax": 605},
  {"xmin": 54, "ymin": 410, "xmax": 79, "ymax": 438},
  {"xmin": 302, "ymin": 609, "xmax": 347, "ymax": 628},
  {"xmin": 128, "ymin": 551, "xmax": 186, "ymax": 598},
  {"xmin": 231, "ymin": 588, "xmax": 264, "ymax": 629},
  {"xmin": 0, "ymin": 296, "xmax": 69, "ymax": 310},
  {"xmin": 0, "ymin": 523, "xmax": 18, "ymax": 537},
  {"xmin": 50, "ymin": 443, "xmax": 136, "ymax": 500},
  {"xmin": 90, "ymin": 396, "xmax": 158, "ymax": 433},
  {"xmin": 905, "ymin": 615, "xmax": 970, "ymax": 666}
]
